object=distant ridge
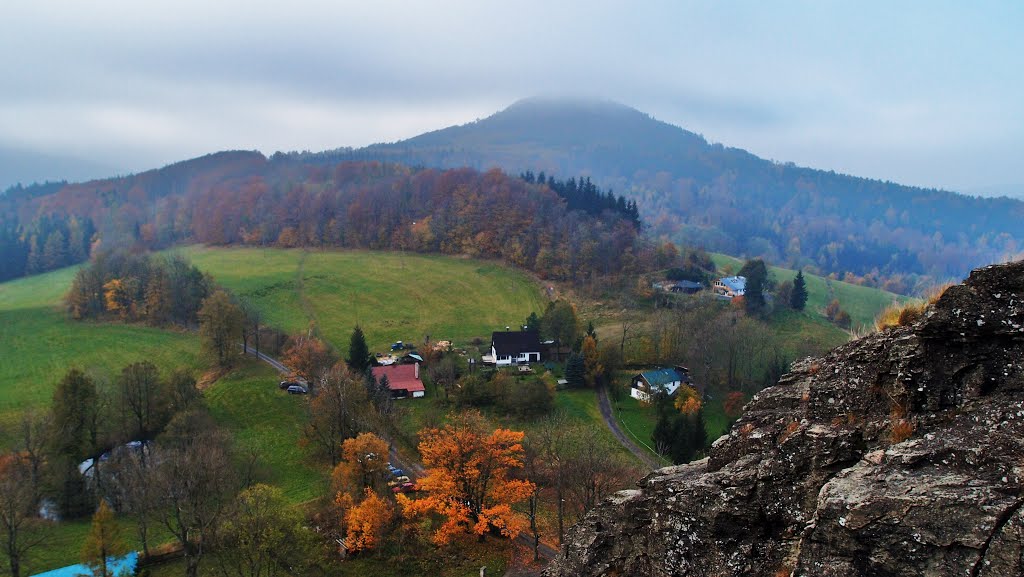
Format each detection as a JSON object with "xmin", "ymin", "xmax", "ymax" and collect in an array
[
  {"xmin": 303, "ymin": 97, "xmax": 1023, "ymax": 287},
  {"xmin": 4, "ymin": 98, "xmax": 1022, "ymax": 292}
]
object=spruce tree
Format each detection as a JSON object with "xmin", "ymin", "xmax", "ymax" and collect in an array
[
  {"xmin": 791, "ymin": 270, "xmax": 808, "ymax": 311},
  {"xmin": 564, "ymin": 352, "xmax": 585, "ymax": 388},
  {"xmin": 347, "ymin": 325, "xmax": 370, "ymax": 373}
]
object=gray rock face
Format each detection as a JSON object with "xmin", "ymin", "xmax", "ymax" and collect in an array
[{"xmin": 545, "ymin": 260, "xmax": 1024, "ymax": 577}]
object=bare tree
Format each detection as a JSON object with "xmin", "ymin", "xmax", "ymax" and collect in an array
[
  {"xmin": 13, "ymin": 412, "xmax": 49, "ymax": 504},
  {"xmin": 427, "ymin": 355, "xmax": 458, "ymax": 402},
  {"xmin": 563, "ymin": 428, "xmax": 636, "ymax": 516},
  {"xmin": 153, "ymin": 409, "xmax": 238, "ymax": 577},
  {"xmin": 520, "ymin": 437, "xmax": 544, "ymax": 561},
  {"xmin": 305, "ymin": 365, "xmax": 375, "ymax": 466},
  {"xmin": 118, "ymin": 361, "xmax": 164, "ymax": 441},
  {"xmin": 0, "ymin": 453, "xmax": 48, "ymax": 577},
  {"xmin": 106, "ymin": 447, "xmax": 156, "ymax": 558},
  {"xmin": 534, "ymin": 412, "xmax": 571, "ymax": 544}
]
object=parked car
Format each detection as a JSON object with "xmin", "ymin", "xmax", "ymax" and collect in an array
[
  {"xmin": 279, "ymin": 380, "xmax": 299, "ymax": 390},
  {"xmin": 391, "ymin": 482, "xmax": 418, "ymax": 494},
  {"xmin": 286, "ymin": 384, "xmax": 308, "ymax": 395},
  {"xmin": 388, "ymin": 466, "xmax": 405, "ymax": 477}
]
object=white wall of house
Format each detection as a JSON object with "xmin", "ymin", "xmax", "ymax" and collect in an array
[
  {"xmin": 491, "ymin": 346, "xmax": 540, "ymax": 366},
  {"xmin": 631, "ymin": 378, "xmax": 682, "ymax": 402}
]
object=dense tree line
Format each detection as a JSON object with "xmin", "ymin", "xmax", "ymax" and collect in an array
[
  {"xmin": 0, "ymin": 214, "xmax": 94, "ymax": 282},
  {"xmin": 2, "ymin": 155, "xmax": 653, "ymax": 286},
  {"xmin": 520, "ymin": 171, "xmax": 640, "ymax": 226},
  {"xmin": 65, "ymin": 251, "xmax": 210, "ymax": 325},
  {"xmin": 314, "ymin": 99, "xmax": 1024, "ymax": 293}
]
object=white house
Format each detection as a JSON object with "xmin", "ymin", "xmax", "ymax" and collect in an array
[
  {"xmin": 630, "ymin": 367, "xmax": 694, "ymax": 402},
  {"xmin": 486, "ymin": 330, "xmax": 543, "ymax": 366}
]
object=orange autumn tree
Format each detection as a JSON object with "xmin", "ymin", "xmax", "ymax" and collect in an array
[
  {"xmin": 336, "ymin": 488, "xmax": 393, "ymax": 554},
  {"xmin": 674, "ymin": 384, "xmax": 703, "ymax": 415},
  {"xmin": 331, "ymin": 432, "xmax": 390, "ymax": 498},
  {"xmin": 281, "ymin": 332, "xmax": 336, "ymax": 384},
  {"xmin": 398, "ymin": 410, "xmax": 534, "ymax": 545}
]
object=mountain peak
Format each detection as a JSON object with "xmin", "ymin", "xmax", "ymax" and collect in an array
[{"xmin": 500, "ymin": 96, "xmax": 639, "ymax": 116}]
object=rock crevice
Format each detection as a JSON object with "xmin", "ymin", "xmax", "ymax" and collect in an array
[{"xmin": 545, "ymin": 260, "xmax": 1024, "ymax": 577}]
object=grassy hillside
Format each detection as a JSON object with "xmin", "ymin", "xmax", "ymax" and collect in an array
[
  {"xmin": 180, "ymin": 246, "xmax": 546, "ymax": 352},
  {"xmin": 0, "ymin": 267, "xmax": 200, "ymax": 441},
  {"xmin": 711, "ymin": 253, "xmax": 910, "ymax": 329},
  {"xmin": 204, "ymin": 360, "xmax": 326, "ymax": 504}
]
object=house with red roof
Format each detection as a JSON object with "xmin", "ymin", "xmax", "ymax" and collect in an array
[{"xmin": 371, "ymin": 363, "xmax": 425, "ymax": 399}]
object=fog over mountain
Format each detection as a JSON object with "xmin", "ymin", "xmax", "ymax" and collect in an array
[{"xmin": 1, "ymin": 2, "xmax": 1021, "ymax": 193}]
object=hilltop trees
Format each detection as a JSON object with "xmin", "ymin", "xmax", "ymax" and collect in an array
[{"xmin": 66, "ymin": 251, "xmax": 210, "ymax": 325}]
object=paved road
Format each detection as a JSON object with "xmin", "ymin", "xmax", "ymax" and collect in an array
[
  {"xmin": 243, "ymin": 344, "xmax": 291, "ymax": 374},
  {"xmin": 244, "ymin": 345, "xmax": 558, "ymax": 561},
  {"xmin": 596, "ymin": 386, "xmax": 662, "ymax": 471}
]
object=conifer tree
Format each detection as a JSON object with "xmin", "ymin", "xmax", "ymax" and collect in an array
[
  {"xmin": 564, "ymin": 352, "xmax": 585, "ymax": 388},
  {"xmin": 791, "ymin": 270, "xmax": 808, "ymax": 311},
  {"xmin": 81, "ymin": 501, "xmax": 127, "ymax": 577},
  {"xmin": 347, "ymin": 325, "xmax": 370, "ymax": 373}
]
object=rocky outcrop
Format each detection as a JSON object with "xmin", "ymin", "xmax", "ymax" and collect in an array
[{"xmin": 545, "ymin": 260, "xmax": 1024, "ymax": 577}]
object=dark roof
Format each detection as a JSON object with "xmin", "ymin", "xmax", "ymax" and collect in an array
[
  {"xmin": 491, "ymin": 330, "xmax": 542, "ymax": 357},
  {"xmin": 672, "ymin": 280, "xmax": 703, "ymax": 289}
]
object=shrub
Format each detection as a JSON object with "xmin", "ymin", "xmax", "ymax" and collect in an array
[{"xmin": 888, "ymin": 419, "xmax": 914, "ymax": 443}]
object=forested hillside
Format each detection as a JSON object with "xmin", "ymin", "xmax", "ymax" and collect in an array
[
  {"xmin": 0, "ymin": 154, "xmax": 649, "ymax": 284},
  {"xmin": 302, "ymin": 98, "xmax": 1024, "ymax": 293},
  {"xmin": 5, "ymin": 98, "xmax": 1022, "ymax": 293}
]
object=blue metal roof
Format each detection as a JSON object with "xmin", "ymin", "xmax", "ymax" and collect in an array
[{"xmin": 719, "ymin": 276, "xmax": 746, "ymax": 292}]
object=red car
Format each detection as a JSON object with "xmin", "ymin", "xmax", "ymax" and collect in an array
[{"xmin": 391, "ymin": 482, "xmax": 418, "ymax": 494}]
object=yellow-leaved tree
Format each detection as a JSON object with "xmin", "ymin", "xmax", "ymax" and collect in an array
[{"xmin": 81, "ymin": 501, "xmax": 127, "ymax": 577}]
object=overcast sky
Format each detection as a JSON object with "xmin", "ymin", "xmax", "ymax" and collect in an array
[{"xmin": 2, "ymin": 1, "xmax": 1021, "ymax": 193}]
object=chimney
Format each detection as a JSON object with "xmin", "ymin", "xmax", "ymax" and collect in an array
[{"xmin": 415, "ymin": 362, "xmax": 419, "ymax": 379}]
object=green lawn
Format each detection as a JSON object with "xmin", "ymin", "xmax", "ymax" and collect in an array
[
  {"xmin": 180, "ymin": 246, "xmax": 546, "ymax": 353},
  {"xmin": 203, "ymin": 359, "xmax": 328, "ymax": 504},
  {"xmin": 711, "ymin": 253, "xmax": 909, "ymax": 330},
  {"xmin": 0, "ymin": 267, "xmax": 200, "ymax": 443}
]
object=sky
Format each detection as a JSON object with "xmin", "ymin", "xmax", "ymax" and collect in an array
[{"xmin": 1, "ymin": 0, "xmax": 1022, "ymax": 194}]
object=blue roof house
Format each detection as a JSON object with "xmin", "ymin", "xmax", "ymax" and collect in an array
[
  {"xmin": 631, "ymin": 367, "xmax": 694, "ymax": 402},
  {"xmin": 714, "ymin": 276, "xmax": 747, "ymax": 298}
]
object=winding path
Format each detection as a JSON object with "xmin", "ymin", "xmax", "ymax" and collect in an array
[{"xmin": 596, "ymin": 386, "xmax": 664, "ymax": 472}]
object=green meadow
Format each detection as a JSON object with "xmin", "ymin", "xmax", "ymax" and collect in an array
[
  {"xmin": 0, "ymin": 267, "xmax": 200, "ymax": 442},
  {"xmin": 180, "ymin": 246, "xmax": 547, "ymax": 352},
  {"xmin": 711, "ymin": 253, "xmax": 910, "ymax": 330}
]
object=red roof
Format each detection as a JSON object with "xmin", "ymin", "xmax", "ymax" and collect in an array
[{"xmin": 371, "ymin": 363, "xmax": 425, "ymax": 393}]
